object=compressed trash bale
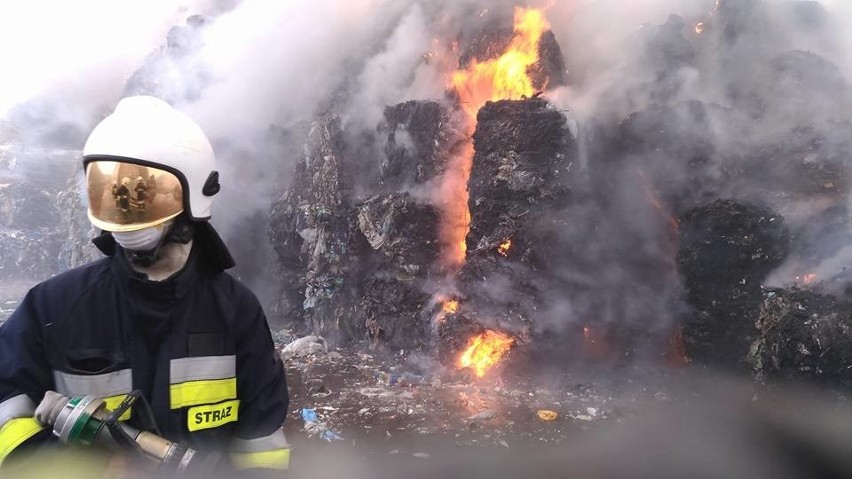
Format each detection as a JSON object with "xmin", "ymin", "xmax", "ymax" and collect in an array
[
  {"xmin": 750, "ymin": 288, "xmax": 852, "ymax": 383},
  {"xmin": 354, "ymin": 277, "xmax": 433, "ymax": 351},
  {"xmin": 357, "ymin": 193, "xmax": 440, "ymax": 275},
  {"xmin": 268, "ymin": 115, "xmax": 360, "ymax": 338},
  {"xmin": 378, "ymin": 101, "xmax": 463, "ymax": 190},
  {"xmin": 467, "ymin": 97, "xmax": 575, "ymax": 251},
  {"xmin": 677, "ymin": 199, "xmax": 790, "ymax": 368}
]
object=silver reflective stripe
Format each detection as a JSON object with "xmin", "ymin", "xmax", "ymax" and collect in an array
[
  {"xmin": 53, "ymin": 369, "xmax": 133, "ymax": 398},
  {"xmin": 0, "ymin": 395, "xmax": 36, "ymax": 427},
  {"xmin": 170, "ymin": 356, "xmax": 236, "ymax": 384},
  {"xmin": 231, "ymin": 429, "xmax": 288, "ymax": 453}
]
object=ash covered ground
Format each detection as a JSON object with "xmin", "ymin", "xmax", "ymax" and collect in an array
[
  {"xmin": 276, "ymin": 340, "xmax": 852, "ymax": 478},
  {"xmin": 280, "ymin": 341, "xmax": 639, "ymax": 452}
]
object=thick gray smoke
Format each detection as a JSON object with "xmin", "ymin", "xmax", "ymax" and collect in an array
[
  {"xmin": 3, "ymin": 0, "xmax": 852, "ymax": 335},
  {"xmin": 540, "ymin": 0, "xmax": 852, "ymax": 342}
]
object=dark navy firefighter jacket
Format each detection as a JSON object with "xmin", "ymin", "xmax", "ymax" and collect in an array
[{"xmin": 0, "ymin": 231, "xmax": 289, "ymax": 473}]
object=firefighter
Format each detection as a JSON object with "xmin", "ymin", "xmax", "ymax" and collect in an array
[
  {"xmin": 117, "ymin": 176, "xmax": 131, "ymax": 219},
  {"xmin": 0, "ymin": 96, "xmax": 290, "ymax": 475},
  {"xmin": 134, "ymin": 176, "xmax": 147, "ymax": 212}
]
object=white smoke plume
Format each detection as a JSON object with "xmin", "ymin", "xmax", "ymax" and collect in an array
[{"xmin": 3, "ymin": 0, "xmax": 852, "ymax": 331}]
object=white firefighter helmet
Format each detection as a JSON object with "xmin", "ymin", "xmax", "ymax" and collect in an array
[{"xmin": 82, "ymin": 96, "xmax": 219, "ymax": 232}]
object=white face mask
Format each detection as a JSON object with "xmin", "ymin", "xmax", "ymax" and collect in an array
[{"xmin": 112, "ymin": 223, "xmax": 170, "ymax": 251}]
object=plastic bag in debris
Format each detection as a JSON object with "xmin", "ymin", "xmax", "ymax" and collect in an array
[
  {"xmin": 301, "ymin": 408, "xmax": 343, "ymax": 442},
  {"xmin": 381, "ymin": 371, "xmax": 426, "ymax": 386},
  {"xmin": 281, "ymin": 335, "xmax": 328, "ymax": 359}
]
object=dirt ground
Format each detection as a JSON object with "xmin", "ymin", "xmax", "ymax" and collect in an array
[
  {"xmin": 278, "ymin": 342, "xmax": 852, "ymax": 478},
  {"xmin": 279, "ymin": 340, "xmax": 680, "ymax": 462}
]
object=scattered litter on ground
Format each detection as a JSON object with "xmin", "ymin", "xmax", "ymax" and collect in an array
[
  {"xmin": 537, "ymin": 410, "xmax": 559, "ymax": 421},
  {"xmin": 301, "ymin": 408, "xmax": 343, "ymax": 442},
  {"xmin": 469, "ymin": 409, "xmax": 497, "ymax": 421}
]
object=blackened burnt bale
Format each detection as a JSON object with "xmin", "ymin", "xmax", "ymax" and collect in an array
[
  {"xmin": 458, "ymin": 98, "xmax": 576, "ymax": 343},
  {"xmin": 459, "ymin": 23, "xmax": 567, "ymax": 90},
  {"xmin": 642, "ymin": 15, "xmax": 695, "ymax": 103},
  {"xmin": 737, "ymin": 50, "xmax": 849, "ymax": 122},
  {"xmin": 677, "ymin": 200, "xmax": 790, "ymax": 368},
  {"xmin": 378, "ymin": 101, "xmax": 465, "ymax": 190},
  {"xmin": 527, "ymin": 30, "xmax": 568, "ymax": 90},
  {"xmin": 749, "ymin": 288, "xmax": 852, "ymax": 383},
  {"xmin": 352, "ymin": 277, "xmax": 433, "ymax": 351},
  {"xmin": 357, "ymin": 193, "xmax": 440, "ymax": 275},
  {"xmin": 268, "ymin": 115, "xmax": 359, "ymax": 339},
  {"xmin": 767, "ymin": 51, "xmax": 847, "ymax": 115},
  {"xmin": 723, "ymin": 53, "xmax": 852, "ymax": 201},
  {"xmin": 353, "ymin": 193, "xmax": 441, "ymax": 350},
  {"xmin": 459, "ymin": 26, "xmax": 514, "ymax": 70},
  {"xmin": 735, "ymin": 126, "xmax": 851, "ymax": 200},
  {"xmin": 458, "ymin": 244, "xmax": 541, "ymax": 333},
  {"xmin": 678, "ymin": 200, "xmax": 789, "ymax": 309},
  {"xmin": 467, "ymin": 98, "xmax": 575, "ymax": 251},
  {"xmin": 618, "ymin": 101, "xmax": 720, "ymax": 213}
]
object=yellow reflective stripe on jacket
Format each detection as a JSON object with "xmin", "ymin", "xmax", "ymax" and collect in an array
[
  {"xmin": 230, "ymin": 448, "xmax": 290, "ymax": 471},
  {"xmin": 230, "ymin": 429, "xmax": 289, "ymax": 470},
  {"xmin": 170, "ymin": 378, "xmax": 237, "ymax": 409},
  {"xmin": 102, "ymin": 395, "xmax": 131, "ymax": 421},
  {"xmin": 0, "ymin": 418, "xmax": 44, "ymax": 464}
]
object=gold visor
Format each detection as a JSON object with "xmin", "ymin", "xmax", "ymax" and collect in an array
[{"xmin": 86, "ymin": 161, "xmax": 184, "ymax": 232}]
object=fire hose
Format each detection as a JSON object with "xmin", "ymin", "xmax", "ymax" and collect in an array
[{"xmin": 34, "ymin": 390, "xmax": 220, "ymax": 477}]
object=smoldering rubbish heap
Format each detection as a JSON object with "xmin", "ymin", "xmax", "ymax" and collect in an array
[
  {"xmin": 2, "ymin": 1, "xmax": 852, "ymax": 386},
  {"xmin": 263, "ymin": 2, "xmax": 852, "ymax": 385}
]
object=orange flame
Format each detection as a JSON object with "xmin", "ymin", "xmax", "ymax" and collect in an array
[
  {"xmin": 638, "ymin": 170, "xmax": 679, "ymax": 272},
  {"xmin": 458, "ymin": 330, "xmax": 515, "ymax": 377},
  {"xmin": 451, "ymin": 7, "xmax": 550, "ymax": 119},
  {"xmin": 498, "ymin": 239, "xmax": 512, "ymax": 256},
  {"xmin": 803, "ymin": 273, "xmax": 817, "ymax": 285},
  {"xmin": 443, "ymin": 300, "xmax": 459, "ymax": 314},
  {"xmin": 440, "ymin": 7, "xmax": 550, "ymax": 272},
  {"xmin": 694, "ymin": 22, "xmax": 705, "ymax": 35},
  {"xmin": 666, "ymin": 326, "xmax": 691, "ymax": 367},
  {"xmin": 434, "ymin": 298, "xmax": 460, "ymax": 329}
]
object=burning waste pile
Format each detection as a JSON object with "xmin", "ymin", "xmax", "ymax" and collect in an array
[
  {"xmin": 269, "ymin": 7, "xmax": 572, "ymax": 382},
  {"xmin": 4, "ymin": 0, "xmax": 852, "ymax": 389},
  {"xmin": 2, "ymin": 0, "xmax": 852, "ymax": 471},
  {"xmin": 269, "ymin": 0, "xmax": 852, "ymax": 387}
]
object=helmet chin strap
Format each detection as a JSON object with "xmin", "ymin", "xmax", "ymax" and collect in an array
[{"xmin": 120, "ymin": 216, "xmax": 195, "ymax": 268}]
